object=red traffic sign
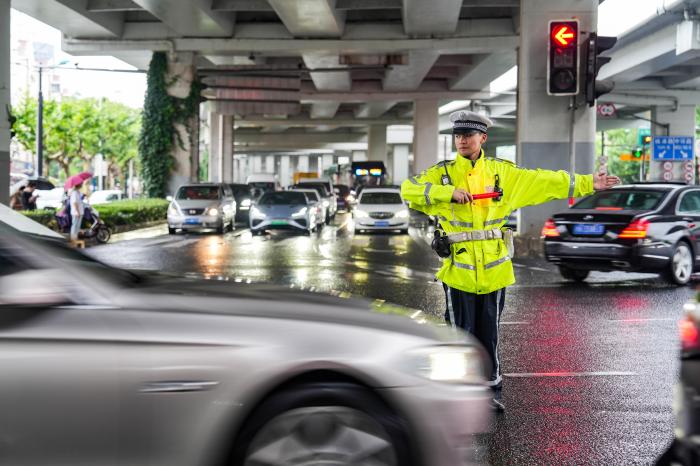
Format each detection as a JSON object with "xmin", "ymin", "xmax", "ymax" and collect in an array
[
  {"xmin": 597, "ymin": 104, "xmax": 616, "ymax": 117},
  {"xmin": 685, "ymin": 161, "xmax": 694, "ymax": 172},
  {"xmin": 685, "ymin": 172, "xmax": 694, "ymax": 182},
  {"xmin": 662, "ymin": 171, "xmax": 674, "ymax": 181},
  {"xmin": 663, "ymin": 161, "xmax": 673, "ymax": 171}
]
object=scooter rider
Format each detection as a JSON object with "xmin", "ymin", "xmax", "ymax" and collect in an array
[{"xmin": 401, "ymin": 110, "xmax": 620, "ymax": 411}]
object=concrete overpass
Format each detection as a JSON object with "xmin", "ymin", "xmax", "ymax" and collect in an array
[{"xmin": 2, "ymin": 0, "xmax": 700, "ymax": 235}]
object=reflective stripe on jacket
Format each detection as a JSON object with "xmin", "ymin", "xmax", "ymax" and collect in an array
[{"xmin": 401, "ymin": 149, "xmax": 594, "ymax": 294}]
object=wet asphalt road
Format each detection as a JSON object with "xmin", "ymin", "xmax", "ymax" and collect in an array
[{"xmin": 86, "ymin": 212, "xmax": 697, "ymax": 465}]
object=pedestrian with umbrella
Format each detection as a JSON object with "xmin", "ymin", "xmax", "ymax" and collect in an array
[{"xmin": 64, "ymin": 173, "xmax": 92, "ymax": 242}]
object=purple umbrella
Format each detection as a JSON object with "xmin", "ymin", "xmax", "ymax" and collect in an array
[{"xmin": 64, "ymin": 173, "xmax": 90, "ymax": 190}]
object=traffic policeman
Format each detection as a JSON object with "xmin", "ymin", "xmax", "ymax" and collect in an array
[{"xmin": 401, "ymin": 110, "xmax": 620, "ymax": 411}]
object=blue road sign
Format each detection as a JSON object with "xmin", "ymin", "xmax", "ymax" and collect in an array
[{"xmin": 652, "ymin": 136, "xmax": 694, "ymax": 161}]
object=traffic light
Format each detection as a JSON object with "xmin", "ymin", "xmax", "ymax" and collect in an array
[
  {"xmin": 642, "ymin": 135, "xmax": 652, "ymax": 145},
  {"xmin": 632, "ymin": 147, "xmax": 643, "ymax": 158},
  {"xmin": 547, "ymin": 20, "xmax": 579, "ymax": 96},
  {"xmin": 583, "ymin": 33, "xmax": 618, "ymax": 106}
]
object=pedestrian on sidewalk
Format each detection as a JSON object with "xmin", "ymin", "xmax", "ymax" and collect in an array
[
  {"xmin": 69, "ymin": 182, "xmax": 84, "ymax": 242},
  {"xmin": 400, "ymin": 110, "xmax": 620, "ymax": 412}
]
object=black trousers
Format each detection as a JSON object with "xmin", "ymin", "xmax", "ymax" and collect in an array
[{"xmin": 444, "ymin": 284, "xmax": 506, "ymax": 389}]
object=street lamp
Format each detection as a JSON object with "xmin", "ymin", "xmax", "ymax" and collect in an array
[{"xmin": 36, "ymin": 59, "xmax": 70, "ymax": 177}]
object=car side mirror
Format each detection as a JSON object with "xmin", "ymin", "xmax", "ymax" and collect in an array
[
  {"xmin": 166, "ymin": 195, "xmax": 173, "ymax": 202},
  {"xmin": 0, "ymin": 269, "xmax": 73, "ymax": 307}
]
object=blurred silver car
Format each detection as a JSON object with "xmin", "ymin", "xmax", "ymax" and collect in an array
[
  {"xmin": 0, "ymin": 203, "xmax": 491, "ymax": 466},
  {"xmin": 289, "ymin": 187, "xmax": 326, "ymax": 230},
  {"xmin": 353, "ymin": 187, "xmax": 410, "ymax": 234},
  {"xmin": 168, "ymin": 183, "xmax": 236, "ymax": 234},
  {"xmin": 250, "ymin": 190, "xmax": 321, "ymax": 235}
]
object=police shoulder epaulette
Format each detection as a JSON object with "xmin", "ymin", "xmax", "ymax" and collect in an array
[
  {"xmin": 487, "ymin": 157, "xmax": 516, "ymax": 166},
  {"xmin": 433, "ymin": 160, "xmax": 455, "ymax": 169}
]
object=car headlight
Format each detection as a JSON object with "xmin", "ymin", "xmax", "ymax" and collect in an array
[
  {"xmin": 241, "ymin": 199, "xmax": 251, "ymax": 208},
  {"xmin": 292, "ymin": 207, "xmax": 308, "ymax": 217},
  {"xmin": 251, "ymin": 206, "xmax": 265, "ymax": 218},
  {"xmin": 322, "ymin": 199, "xmax": 329, "ymax": 207},
  {"xmin": 354, "ymin": 209, "xmax": 368, "ymax": 218},
  {"xmin": 208, "ymin": 207, "xmax": 219, "ymax": 216},
  {"xmin": 168, "ymin": 204, "xmax": 180, "ymax": 216},
  {"xmin": 396, "ymin": 210, "xmax": 409, "ymax": 218},
  {"xmin": 407, "ymin": 346, "xmax": 484, "ymax": 384}
]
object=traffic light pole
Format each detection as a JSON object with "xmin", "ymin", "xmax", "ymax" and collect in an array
[
  {"xmin": 36, "ymin": 65, "xmax": 43, "ymax": 177},
  {"xmin": 568, "ymin": 96, "xmax": 576, "ymax": 206}
]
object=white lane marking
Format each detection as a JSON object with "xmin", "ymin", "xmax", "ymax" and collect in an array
[
  {"xmin": 513, "ymin": 263, "xmax": 525, "ymax": 268},
  {"xmin": 505, "ymin": 371, "xmax": 637, "ymax": 378},
  {"xmin": 161, "ymin": 238, "xmax": 201, "ymax": 249},
  {"xmin": 500, "ymin": 321, "xmax": 530, "ymax": 325},
  {"xmin": 528, "ymin": 266, "xmax": 550, "ymax": 272},
  {"xmin": 410, "ymin": 310, "xmax": 423, "ymax": 319},
  {"xmin": 608, "ymin": 318, "xmax": 677, "ymax": 322},
  {"xmin": 141, "ymin": 237, "xmax": 181, "ymax": 247}
]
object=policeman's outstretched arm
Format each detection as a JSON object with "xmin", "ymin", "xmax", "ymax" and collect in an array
[{"xmin": 400, "ymin": 167, "xmax": 456, "ymax": 215}]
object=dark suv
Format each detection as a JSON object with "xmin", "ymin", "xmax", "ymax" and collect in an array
[{"xmin": 543, "ymin": 182, "xmax": 700, "ymax": 285}]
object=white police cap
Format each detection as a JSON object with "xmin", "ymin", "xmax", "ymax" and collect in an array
[{"xmin": 449, "ymin": 110, "xmax": 493, "ymax": 134}]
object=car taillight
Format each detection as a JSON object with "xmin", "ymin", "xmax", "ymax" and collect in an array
[
  {"xmin": 618, "ymin": 218, "xmax": 649, "ymax": 239},
  {"xmin": 541, "ymin": 218, "xmax": 560, "ymax": 237},
  {"xmin": 680, "ymin": 314, "xmax": 700, "ymax": 352}
]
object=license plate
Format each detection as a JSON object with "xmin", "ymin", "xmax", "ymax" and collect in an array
[
  {"xmin": 573, "ymin": 223, "xmax": 604, "ymax": 235},
  {"xmin": 375, "ymin": 221, "xmax": 389, "ymax": 227},
  {"xmin": 271, "ymin": 220, "xmax": 287, "ymax": 225},
  {"xmin": 185, "ymin": 218, "xmax": 200, "ymax": 225}
]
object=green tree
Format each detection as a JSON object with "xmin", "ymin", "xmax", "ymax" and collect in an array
[
  {"xmin": 11, "ymin": 95, "xmax": 141, "ymax": 182},
  {"xmin": 595, "ymin": 128, "xmax": 644, "ymax": 184}
]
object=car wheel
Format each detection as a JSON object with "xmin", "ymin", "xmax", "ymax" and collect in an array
[
  {"xmin": 400, "ymin": 228, "xmax": 409, "ymax": 235},
  {"xmin": 325, "ymin": 214, "xmax": 331, "ymax": 225},
  {"xmin": 168, "ymin": 227, "xmax": 177, "ymax": 235},
  {"xmin": 216, "ymin": 224, "xmax": 225, "ymax": 234},
  {"xmin": 665, "ymin": 241, "xmax": 693, "ymax": 286},
  {"xmin": 558, "ymin": 266, "xmax": 589, "ymax": 282},
  {"xmin": 231, "ymin": 382, "xmax": 413, "ymax": 466}
]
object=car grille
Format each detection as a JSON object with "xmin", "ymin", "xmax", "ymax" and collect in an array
[
  {"xmin": 369, "ymin": 212, "xmax": 394, "ymax": 219},
  {"xmin": 185, "ymin": 208, "xmax": 205, "ymax": 215}
]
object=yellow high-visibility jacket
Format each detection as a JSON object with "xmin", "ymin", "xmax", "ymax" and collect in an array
[{"xmin": 401, "ymin": 149, "xmax": 594, "ymax": 294}]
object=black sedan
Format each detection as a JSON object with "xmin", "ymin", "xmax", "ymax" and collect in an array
[{"xmin": 543, "ymin": 182, "xmax": 700, "ymax": 285}]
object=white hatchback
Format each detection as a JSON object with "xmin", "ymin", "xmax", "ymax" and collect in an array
[{"xmin": 353, "ymin": 187, "xmax": 410, "ymax": 234}]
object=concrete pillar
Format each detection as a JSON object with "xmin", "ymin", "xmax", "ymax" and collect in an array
[
  {"xmin": 368, "ymin": 125, "xmax": 388, "ymax": 164},
  {"xmin": 0, "ymin": 0, "xmax": 10, "ymax": 204},
  {"xmin": 252, "ymin": 155, "xmax": 263, "ymax": 173},
  {"xmin": 310, "ymin": 156, "xmax": 319, "ymax": 174},
  {"xmin": 280, "ymin": 155, "xmax": 291, "ymax": 187},
  {"xmin": 413, "ymin": 100, "xmax": 440, "ymax": 174},
  {"xmin": 166, "ymin": 52, "xmax": 200, "ymax": 195},
  {"xmin": 649, "ymin": 105, "xmax": 697, "ymax": 182},
  {"xmin": 352, "ymin": 151, "xmax": 367, "ymax": 162},
  {"xmin": 393, "ymin": 144, "xmax": 410, "ymax": 184},
  {"xmin": 208, "ymin": 113, "xmax": 233, "ymax": 183},
  {"xmin": 322, "ymin": 154, "xmax": 334, "ymax": 176},
  {"xmin": 517, "ymin": 0, "xmax": 597, "ymax": 237},
  {"xmin": 297, "ymin": 155, "xmax": 309, "ymax": 172},
  {"xmin": 265, "ymin": 155, "xmax": 275, "ymax": 174}
]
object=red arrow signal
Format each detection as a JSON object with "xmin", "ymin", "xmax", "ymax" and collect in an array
[{"xmin": 552, "ymin": 25, "xmax": 575, "ymax": 46}]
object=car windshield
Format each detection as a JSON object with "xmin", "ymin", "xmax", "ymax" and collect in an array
[
  {"xmin": 294, "ymin": 190, "xmax": 319, "ymax": 202},
  {"xmin": 360, "ymin": 192, "xmax": 403, "ymax": 204},
  {"xmin": 296, "ymin": 183, "xmax": 329, "ymax": 196},
  {"xmin": 573, "ymin": 190, "xmax": 666, "ymax": 211},
  {"xmin": 249, "ymin": 182, "xmax": 275, "ymax": 190},
  {"xmin": 259, "ymin": 192, "xmax": 307, "ymax": 205},
  {"xmin": 176, "ymin": 186, "xmax": 221, "ymax": 200}
]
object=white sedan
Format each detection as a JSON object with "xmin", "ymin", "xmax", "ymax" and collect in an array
[{"xmin": 353, "ymin": 187, "xmax": 410, "ymax": 234}]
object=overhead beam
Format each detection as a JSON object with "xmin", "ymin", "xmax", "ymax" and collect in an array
[
  {"xmin": 267, "ymin": 0, "xmax": 345, "ymax": 37},
  {"xmin": 336, "ymin": 0, "xmax": 401, "ymax": 9},
  {"xmin": 401, "ymin": 0, "xmax": 462, "ymax": 35},
  {"xmin": 65, "ymin": 34, "xmax": 518, "ymax": 55},
  {"xmin": 354, "ymin": 102, "xmax": 398, "ymax": 118},
  {"xmin": 236, "ymin": 116, "xmax": 412, "ymax": 126},
  {"xmin": 132, "ymin": 0, "xmax": 234, "ymax": 37},
  {"xmin": 383, "ymin": 50, "xmax": 439, "ymax": 90},
  {"xmin": 310, "ymin": 102, "xmax": 341, "ymax": 119},
  {"xmin": 449, "ymin": 52, "xmax": 516, "ymax": 91},
  {"xmin": 87, "ymin": 0, "xmax": 142, "ymax": 12},
  {"xmin": 303, "ymin": 54, "xmax": 351, "ymax": 91},
  {"xmin": 211, "ymin": 0, "xmax": 273, "ymax": 11},
  {"xmin": 15, "ymin": 0, "xmax": 124, "ymax": 38}
]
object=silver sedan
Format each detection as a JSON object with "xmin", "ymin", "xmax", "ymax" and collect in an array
[{"xmin": 0, "ymin": 204, "xmax": 491, "ymax": 466}]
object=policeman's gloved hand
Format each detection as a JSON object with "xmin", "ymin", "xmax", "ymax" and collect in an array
[
  {"xmin": 451, "ymin": 188, "xmax": 473, "ymax": 204},
  {"xmin": 593, "ymin": 172, "xmax": 621, "ymax": 191}
]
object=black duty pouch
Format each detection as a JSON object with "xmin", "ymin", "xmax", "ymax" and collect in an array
[{"xmin": 431, "ymin": 229, "xmax": 451, "ymax": 258}]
